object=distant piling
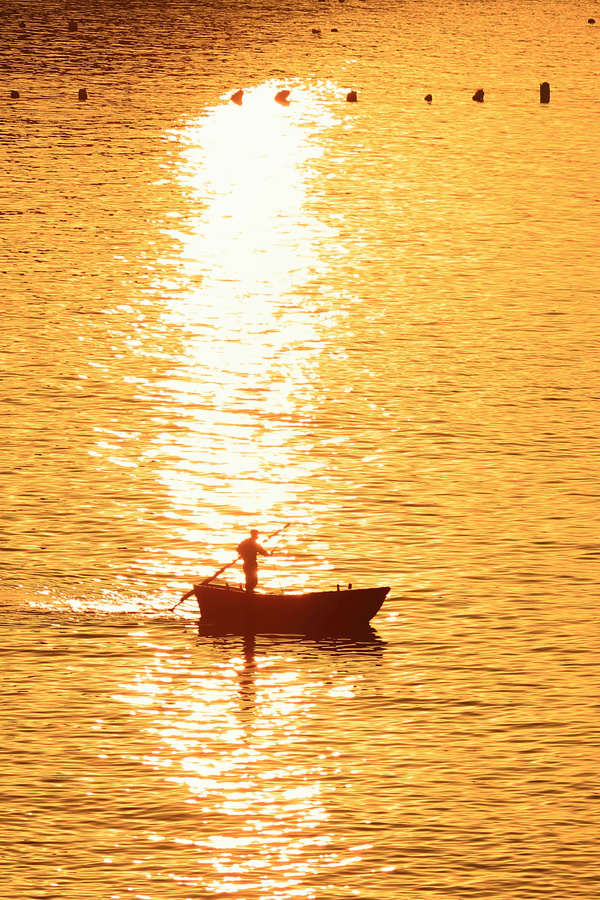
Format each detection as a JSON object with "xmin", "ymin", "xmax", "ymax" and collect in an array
[
  {"xmin": 472, "ymin": 89, "xmax": 485, "ymax": 102},
  {"xmin": 346, "ymin": 90, "xmax": 358, "ymax": 102},
  {"xmin": 78, "ymin": 88, "xmax": 88, "ymax": 101},
  {"xmin": 540, "ymin": 82, "xmax": 550, "ymax": 104},
  {"xmin": 275, "ymin": 89, "xmax": 291, "ymax": 105},
  {"xmin": 10, "ymin": 90, "xmax": 20, "ymax": 99},
  {"xmin": 230, "ymin": 89, "xmax": 243, "ymax": 106}
]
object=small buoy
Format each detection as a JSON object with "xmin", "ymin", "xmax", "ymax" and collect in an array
[
  {"xmin": 540, "ymin": 82, "xmax": 550, "ymax": 104},
  {"xmin": 78, "ymin": 88, "xmax": 88, "ymax": 101},
  {"xmin": 275, "ymin": 89, "xmax": 291, "ymax": 105},
  {"xmin": 588, "ymin": 18, "xmax": 596, "ymax": 24},
  {"xmin": 346, "ymin": 90, "xmax": 358, "ymax": 102},
  {"xmin": 18, "ymin": 20, "xmax": 26, "ymax": 29},
  {"xmin": 10, "ymin": 90, "xmax": 20, "ymax": 99},
  {"xmin": 472, "ymin": 88, "xmax": 485, "ymax": 102},
  {"xmin": 331, "ymin": 28, "xmax": 338, "ymax": 32},
  {"xmin": 68, "ymin": 20, "xmax": 78, "ymax": 32},
  {"xmin": 311, "ymin": 27, "xmax": 321, "ymax": 34},
  {"xmin": 230, "ymin": 89, "xmax": 243, "ymax": 106},
  {"xmin": 424, "ymin": 93, "xmax": 432, "ymax": 102}
]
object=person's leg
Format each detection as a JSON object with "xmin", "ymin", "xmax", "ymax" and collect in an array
[{"xmin": 244, "ymin": 564, "xmax": 258, "ymax": 593}]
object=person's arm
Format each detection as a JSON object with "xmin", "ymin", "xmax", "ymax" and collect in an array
[{"xmin": 258, "ymin": 544, "xmax": 270, "ymax": 557}]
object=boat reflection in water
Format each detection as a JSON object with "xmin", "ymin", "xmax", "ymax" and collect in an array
[
  {"xmin": 194, "ymin": 582, "xmax": 390, "ymax": 635},
  {"xmin": 200, "ymin": 626, "xmax": 388, "ymax": 719}
]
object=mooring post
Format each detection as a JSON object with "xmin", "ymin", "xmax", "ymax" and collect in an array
[{"xmin": 540, "ymin": 82, "xmax": 550, "ymax": 104}]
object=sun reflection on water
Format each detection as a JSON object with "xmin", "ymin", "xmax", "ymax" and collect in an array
[
  {"xmin": 138, "ymin": 82, "xmax": 345, "ymax": 592},
  {"xmin": 113, "ymin": 636, "xmax": 369, "ymax": 898},
  {"xmin": 166, "ymin": 81, "xmax": 338, "ymax": 302}
]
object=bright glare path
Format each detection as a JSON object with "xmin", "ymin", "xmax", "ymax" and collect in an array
[
  {"xmin": 169, "ymin": 81, "xmax": 338, "ymax": 302},
  {"xmin": 113, "ymin": 642, "xmax": 346, "ymax": 897},
  {"xmin": 140, "ymin": 82, "xmax": 343, "ymax": 590}
]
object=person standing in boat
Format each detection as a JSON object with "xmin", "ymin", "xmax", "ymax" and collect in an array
[{"xmin": 237, "ymin": 529, "xmax": 271, "ymax": 592}]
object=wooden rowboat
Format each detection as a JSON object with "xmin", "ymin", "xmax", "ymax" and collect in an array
[{"xmin": 193, "ymin": 582, "xmax": 390, "ymax": 633}]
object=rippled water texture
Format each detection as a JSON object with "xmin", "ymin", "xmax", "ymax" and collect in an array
[{"xmin": 1, "ymin": 1, "xmax": 599, "ymax": 898}]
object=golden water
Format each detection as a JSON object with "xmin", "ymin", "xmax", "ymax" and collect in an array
[{"xmin": 1, "ymin": 1, "xmax": 599, "ymax": 897}]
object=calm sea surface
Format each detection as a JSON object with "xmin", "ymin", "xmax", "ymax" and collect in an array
[{"xmin": 1, "ymin": 1, "xmax": 599, "ymax": 897}]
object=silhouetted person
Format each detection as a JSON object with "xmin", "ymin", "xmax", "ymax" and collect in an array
[{"xmin": 237, "ymin": 529, "xmax": 270, "ymax": 592}]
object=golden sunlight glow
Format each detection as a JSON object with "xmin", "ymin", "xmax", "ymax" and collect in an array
[
  {"xmin": 168, "ymin": 81, "xmax": 338, "ymax": 302},
  {"xmin": 138, "ymin": 81, "xmax": 345, "ymax": 590},
  {"xmin": 112, "ymin": 643, "xmax": 366, "ymax": 898}
]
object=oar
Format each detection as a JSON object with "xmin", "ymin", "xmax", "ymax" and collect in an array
[
  {"xmin": 170, "ymin": 557, "xmax": 241, "ymax": 610},
  {"xmin": 169, "ymin": 522, "xmax": 292, "ymax": 613}
]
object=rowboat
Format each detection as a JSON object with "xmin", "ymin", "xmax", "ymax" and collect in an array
[{"xmin": 193, "ymin": 582, "xmax": 390, "ymax": 633}]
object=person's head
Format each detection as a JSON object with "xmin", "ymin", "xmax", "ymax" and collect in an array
[{"xmin": 250, "ymin": 529, "xmax": 259, "ymax": 538}]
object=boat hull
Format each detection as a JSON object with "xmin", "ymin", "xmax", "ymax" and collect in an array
[{"xmin": 193, "ymin": 583, "xmax": 390, "ymax": 634}]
